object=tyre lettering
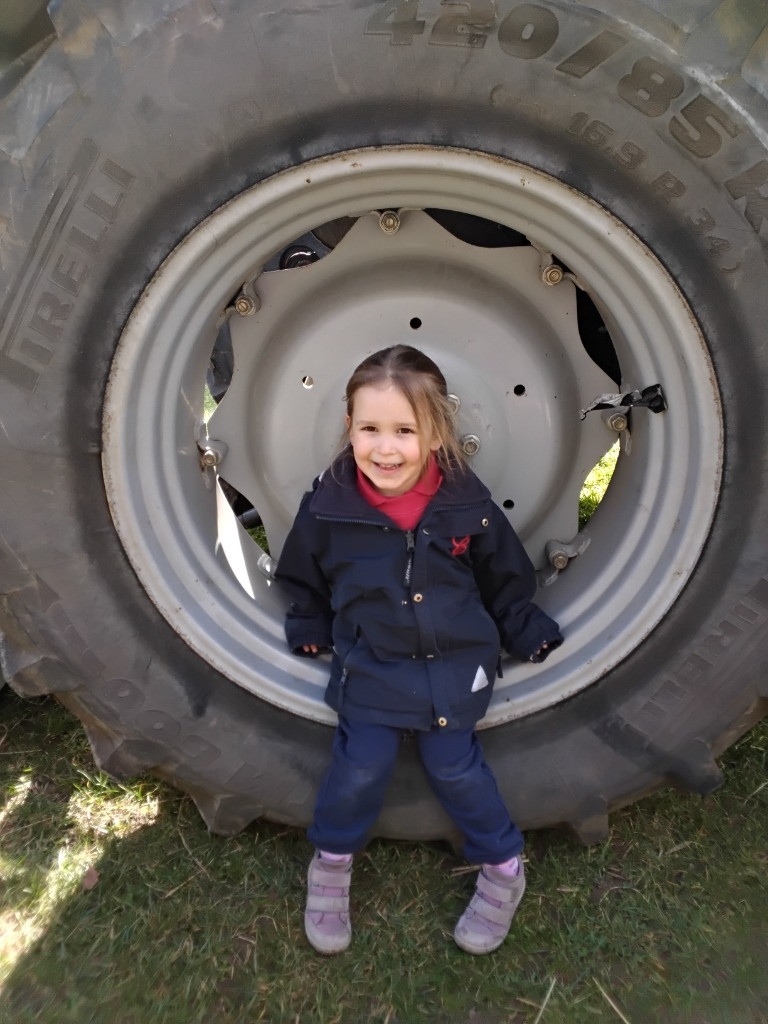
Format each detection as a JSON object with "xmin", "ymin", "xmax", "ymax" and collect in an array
[
  {"xmin": 617, "ymin": 56, "xmax": 685, "ymax": 118},
  {"xmin": 687, "ymin": 208, "xmax": 716, "ymax": 234},
  {"xmin": 669, "ymin": 95, "xmax": 741, "ymax": 159},
  {"xmin": 0, "ymin": 139, "xmax": 97, "ymax": 392},
  {"xmin": 693, "ymin": 618, "xmax": 745, "ymax": 662},
  {"xmin": 28, "ymin": 292, "xmax": 71, "ymax": 343},
  {"xmin": 431, "ymin": 0, "xmax": 496, "ymax": 49},
  {"xmin": 364, "ymin": 5, "xmax": 761, "ymax": 236},
  {"xmin": 650, "ymin": 170, "xmax": 686, "ymax": 202},
  {"xmin": 636, "ymin": 679, "xmax": 686, "ymax": 723},
  {"xmin": 49, "ymin": 253, "xmax": 91, "ymax": 297},
  {"xmin": 84, "ymin": 167, "xmax": 133, "ymax": 223},
  {"xmin": 67, "ymin": 222, "xmax": 108, "ymax": 257},
  {"xmin": 613, "ymin": 140, "xmax": 646, "ymax": 170},
  {"xmin": 364, "ymin": 6, "xmax": 763, "ymax": 254},
  {"xmin": 569, "ymin": 121, "xmax": 649, "ymax": 173},
  {"xmin": 555, "ymin": 29, "xmax": 626, "ymax": 78},
  {"xmin": 701, "ymin": 234, "xmax": 738, "ymax": 267},
  {"xmin": 567, "ymin": 112, "xmax": 589, "ymax": 135},
  {"xmin": 584, "ymin": 119, "xmax": 613, "ymax": 148},
  {"xmin": 20, "ymin": 336, "xmax": 54, "ymax": 369},
  {"xmin": 365, "ymin": 0, "xmax": 426, "ymax": 45},
  {"xmin": 567, "ymin": 113, "xmax": 742, "ymax": 268},
  {"xmin": 0, "ymin": 141, "xmax": 134, "ymax": 393},
  {"xmin": 497, "ymin": 3, "xmax": 557, "ymax": 59}
]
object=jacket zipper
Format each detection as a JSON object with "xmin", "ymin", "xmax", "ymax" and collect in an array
[
  {"xmin": 317, "ymin": 514, "xmax": 417, "ymax": 589},
  {"xmin": 404, "ymin": 529, "xmax": 415, "ymax": 588}
]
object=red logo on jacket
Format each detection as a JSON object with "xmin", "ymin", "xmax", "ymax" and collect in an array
[{"xmin": 451, "ymin": 535, "xmax": 470, "ymax": 557}]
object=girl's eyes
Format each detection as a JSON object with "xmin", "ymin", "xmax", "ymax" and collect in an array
[{"xmin": 358, "ymin": 425, "xmax": 416, "ymax": 434}]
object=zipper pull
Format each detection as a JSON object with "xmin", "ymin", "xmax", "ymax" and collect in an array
[{"xmin": 404, "ymin": 529, "xmax": 415, "ymax": 587}]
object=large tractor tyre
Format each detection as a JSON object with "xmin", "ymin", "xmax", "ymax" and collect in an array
[{"xmin": 1, "ymin": 0, "xmax": 767, "ymax": 842}]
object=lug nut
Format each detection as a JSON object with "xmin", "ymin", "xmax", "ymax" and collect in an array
[
  {"xmin": 200, "ymin": 441, "xmax": 228, "ymax": 468},
  {"xmin": 541, "ymin": 264, "xmax": 564, "ymax": 286},
  {"xmin": 545, "ymin": 535, "xmax": 590, "ymax": 573},
  {"xmin": 603, "ymin": 410, "xmax": 629, "ymax": 432},
  {"xmin": 548, "ymin": 549, "xmax": 569, "ymax": 570},
  {"xmin": 379, "ymin": 210, "xmax": 401, "ymax": 234},
  {"xmin": 234, "ymin": 294, "xmax": 259, "ymax": 316},
  {"xmin": 447, "ymin": 394, "xmax": 461, "ymax": 414},
  {"xmin": 460, "ymin": 434, "xmax": 481, "ymax": 456},
  {"xmin": 280, "ymin": 245, "xmax": 318, "ymax": 269}
]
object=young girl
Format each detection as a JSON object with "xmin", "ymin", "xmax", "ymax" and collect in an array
[{"xmin": 275, "ymin": 345, "xmax": 562, "ymax": 956}]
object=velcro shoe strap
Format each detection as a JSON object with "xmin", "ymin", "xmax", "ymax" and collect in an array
[
  {"xmin": 477, "ymin": 873, "xmax": 518, "ymax": 905},
  {"xmin": 309, "ymin": 866, "xmax": 351, "ymax": 888},
  {"xmin": 467, "ymin": 894, "xmax": 513, "ymax": 926},
  {"xmin": 306, "ymin": 894, "xmax": 349, "ymax": 913}
]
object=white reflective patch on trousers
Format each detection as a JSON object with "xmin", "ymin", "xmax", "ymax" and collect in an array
[{"xmin": 471, "ymin": 665, "xmax": 489, "ymax": 693}]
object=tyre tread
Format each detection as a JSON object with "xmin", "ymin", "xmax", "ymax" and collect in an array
[
  {"xmin": 190, "ymin": 791, "xmax": 265, "ymax": 837},
  {"xmin": 666, "ymin": 738, "xmax": 724, "ymax": 796},
  {"xmin": 565, "ymin": 796, "xmax": 610, "ymax": 846}
]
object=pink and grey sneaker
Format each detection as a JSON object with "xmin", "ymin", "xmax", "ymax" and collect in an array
[
  {"xmin": 304, "ymin": 850, "xmax": 353, "ymax": 954},
  {"xmin": 453, "ymin": 857, "xmax": 526, "ymax": 955}
]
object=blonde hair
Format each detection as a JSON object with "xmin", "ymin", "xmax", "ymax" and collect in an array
[{"xmin": 342, "ymin": 345, "xmax": 467, "ymax": 477}]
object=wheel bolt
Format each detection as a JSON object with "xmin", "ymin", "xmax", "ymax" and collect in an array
[
  {"xmin": 541, "ymin": 264, "xmax": 564, "ymax": 286},
  {"xmin": 201, "ymin": 441, "xmax": 228, "ymax": 468},
  {"xmin": 379, "ymin": 210, "xmax": 401, "ymax": 234},
  {"xmin": 280, "ymin": 245, "xmax": 318, "ymax": 269},
  {"xmin": 549, "ymin": 549, "xmax": 569, "ymax": 570},
  {"xmin": 234, "ymin": 294, "xmax": 259, "ymax": 316},
  {"xmin": 604, "ymin": 410, "xmax": 629, "ymax": 432},
  {"xmin": 460, "ymin": 434, "xmax": 481, "ymax": 456},
  {"xmin": 447, "ymin": 394, "xmax": 461, "ymax": 414}
]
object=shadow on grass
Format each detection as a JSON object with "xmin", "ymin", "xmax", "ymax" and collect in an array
[
  {"xmin": 0, "ymin": 690, "xmax": 313, "ymax": 1024},
  {"xmin": 1, "ymin": 688, "xmax": 767, "ymax": 1024}
]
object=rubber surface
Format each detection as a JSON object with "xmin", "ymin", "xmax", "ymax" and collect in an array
[{"xmin": 1, "ymin": 0, "xmax": 767, "ymax": 840}]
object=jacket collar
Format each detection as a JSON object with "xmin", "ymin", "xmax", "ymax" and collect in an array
[{"xmin": 309, "ymin": 452, "xmax": 491, "ymax": 521}]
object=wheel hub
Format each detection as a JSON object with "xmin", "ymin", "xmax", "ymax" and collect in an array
[{"xmin": 207, "ymin": 209, "xmax": 616, "ymax": 560}]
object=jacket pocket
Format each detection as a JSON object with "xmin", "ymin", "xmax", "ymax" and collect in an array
[{"xmin": 342, "ymin": 634, "xmax": 430, "ymax": 716}]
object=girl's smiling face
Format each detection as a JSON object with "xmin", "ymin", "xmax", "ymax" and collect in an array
[{"xmin": 346, "ymin": 384, "xmax": 441, "ymax": 496}]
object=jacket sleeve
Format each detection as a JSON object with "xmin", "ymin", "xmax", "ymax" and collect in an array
[
  {"xmin": 274, "ymin": 494, "xmax": 334, "ymax": 656},
  {"xmin": 471, "ymin": 505, "xmax": 563, "ymax": 662}
]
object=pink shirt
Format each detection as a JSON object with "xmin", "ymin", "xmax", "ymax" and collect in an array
[{"xmin": 356, "ymin": 456, "xmax": 443, "ymax": 530}]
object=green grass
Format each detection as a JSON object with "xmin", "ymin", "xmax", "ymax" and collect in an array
[
  {"xmin": 1, "ymin": 690, "xmax": 766, "ymax": 1024},
  {"xmin": 579, "ymin": 443, "xmax": 619, "ymax": 530}
]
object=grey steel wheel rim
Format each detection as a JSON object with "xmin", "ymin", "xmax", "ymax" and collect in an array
[{"xmin": 102, "ymin": 146, "xmax": 722, "ymax": 726}]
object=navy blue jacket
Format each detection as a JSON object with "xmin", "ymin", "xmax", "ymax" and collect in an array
[{"xmin": 275, "ymin": 456, "xmax": 563, "ymax": 731}]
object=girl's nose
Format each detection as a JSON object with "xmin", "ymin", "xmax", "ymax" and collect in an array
[{"xmin": 375, "ymin": 434, "xmax": 397, "ymax": 454}]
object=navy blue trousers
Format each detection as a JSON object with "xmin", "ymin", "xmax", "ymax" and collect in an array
[{"xmin": 308, "ymin": 716, "xmax": 524, "ymax": 864}]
